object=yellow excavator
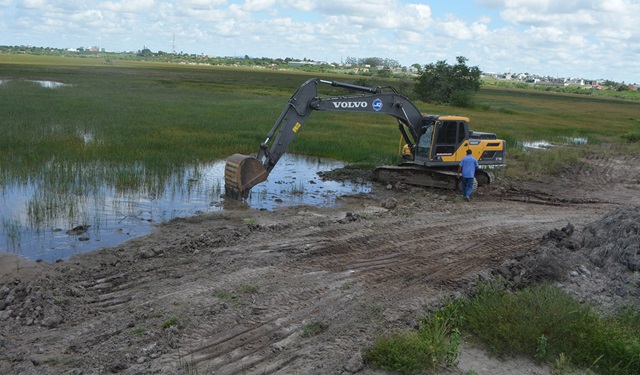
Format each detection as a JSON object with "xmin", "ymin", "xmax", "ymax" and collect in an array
[{"xmin": 225, "ymin": 78, "xmax": 506, "ymax": 199}]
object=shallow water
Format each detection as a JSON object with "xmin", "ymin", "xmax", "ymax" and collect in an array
[
  {"xmin": 0, "ymin": 154, "xmax": 370, "ymax": 262},
  {"xmin": 522, "ymin": 137, "xmax": 588, "ymax": 149},
  {"xmin": 27, "ymin": 80, "xmax": 70, "ymax": 88},
  {"xmin": 0, "ymin": 79, "xmax": 70, "ymax": 88}
]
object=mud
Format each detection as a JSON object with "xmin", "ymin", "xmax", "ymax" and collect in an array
[{"xmin": 1, "ymin": 151, "xmax": 639, "ymax": 375}]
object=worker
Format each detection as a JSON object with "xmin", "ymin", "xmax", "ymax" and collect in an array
[{"xmin": 458, "ymin": 149, "xmax": 479, "ymax": 201}]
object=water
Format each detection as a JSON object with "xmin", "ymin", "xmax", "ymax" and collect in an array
[
  {"xmin": 0, "ymin": 79, "xmax": 70, "ymax": 88},
  {"xmin": 0, "ymin": 154, "xmax": 370, "ymax": 262},
  {"xmin": 522, "ymin": 137, "xmax": 588, "ymax": 149},
  {"xmin": 27, "ymin": 80, "xmax": 70, "ymax": 88}
]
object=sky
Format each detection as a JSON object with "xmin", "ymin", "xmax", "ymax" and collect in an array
[{"xmin": 1, "ymin": 0, "xmax": 639, "ymax": 83}]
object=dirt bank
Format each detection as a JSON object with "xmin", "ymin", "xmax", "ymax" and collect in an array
[{"xmin": 1, "ymin": 152, "xmax": 639, "ymax": 374}]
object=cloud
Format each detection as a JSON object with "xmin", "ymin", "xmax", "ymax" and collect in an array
[
  {"xmin": 101, "ymin": 0, "xmax": 157, "ymax": 13},
  {"xmin": 1, "ymin": 0, "xmax": 638, "ymax": 82},
  {"xmin": 241, "ymin": 0, "xmax": 276, "ymax": 13},
  {"xmin": 16, "ymin": 0, "xmax": 47, "ymax": 8}
]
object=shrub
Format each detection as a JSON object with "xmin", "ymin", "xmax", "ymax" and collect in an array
[{"xmin": 364, "ymin": 299, "xmax": 462, "ymax": 373}]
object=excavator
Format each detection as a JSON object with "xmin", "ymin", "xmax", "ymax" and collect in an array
[{"xmin": 224, "ymin": 78, "xmax": 506, "ymax": 199}]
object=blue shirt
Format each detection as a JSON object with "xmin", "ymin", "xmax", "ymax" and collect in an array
[{"xmin": 459, "ymin": 154, "xmax": 479, "ymax": 178}]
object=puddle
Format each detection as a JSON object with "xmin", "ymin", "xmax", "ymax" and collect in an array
[
  {"xmin": 0, "ymin": 79, "xmax": 70, "ymax": 88},
  {"xmin": 522, "ymin": 137, "xmax": 588, "ymax": 149},
  {"xmin": 28, "ymin": 80, "xmax": 70, "ymax": 88},
  {"xmin": 0, "ymin": 154, "xmax": 370, "ymax": 262}
]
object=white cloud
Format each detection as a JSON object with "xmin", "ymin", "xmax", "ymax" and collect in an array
[
  {"xmin": 1, "ymin": 0, "xmax": 638, "ymax": 82},
  {"xmin": 241, "ymin": 0, "xmax": 276, "ymax": 13},
  {"xmin": 101, "ymin": 0, "xmax": 156, "ymax": 13},
  {"xmin": 17, "ymin": 0, "xmax": 46, "ymax": 8},
  {"xmin": 282, "ymin": 0, "xmax": 316, "ymax": 12}
]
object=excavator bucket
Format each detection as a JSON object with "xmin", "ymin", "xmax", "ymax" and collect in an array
[{"xmin": 224, "ymin": 154, "xmax": 269, "ymax": 199}]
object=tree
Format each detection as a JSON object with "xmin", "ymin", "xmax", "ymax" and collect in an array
[
  {"xmin": 413, "ymin": 56, "xmax": 481, "ymax": 107},
  {"xmin": 617, "ymin": 84, "xmax": 629, "ymax": 92},
  {"xmin": 138, "ymin": 48, "xmax": 153, "ymax": 57}
]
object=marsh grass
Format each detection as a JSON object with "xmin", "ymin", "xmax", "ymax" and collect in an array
[
  {"xmin": 1, "ymin": 56, "xmax": 639, "ymax": 230},
  {"xmin": 504, "ymin": 145, "xmax": 588, "ymax": 180},
  {"xmin": 2, "ymin": 216, "xmax": 21, "ymax": 250},
  {"xmin": 2, "ymin": 57, "xmax": 638, "ymax": 176}
]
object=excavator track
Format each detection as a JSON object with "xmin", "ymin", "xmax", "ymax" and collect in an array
[
  {"xmin": 373, "ymin": 165, "xmax": 460, "ymax": 189},
  {"xmin": 475, "ymin": 169, "xmax": 495, "ymax": 186},
  {"xmin": 373, "ymin": 165, "xmax": 494, "ymax": 190}
]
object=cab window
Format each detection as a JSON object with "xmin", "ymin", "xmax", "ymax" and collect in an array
[
  {"xmin": 434, "ymin": 121, "xmax": 465, "ymax": 155},
  {"xmin": 416, "ymin": 125, "xmax": 433, "ymax": 157}
]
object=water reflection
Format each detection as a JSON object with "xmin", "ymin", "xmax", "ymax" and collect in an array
[
  {"xmin": 0, "ymin": 79, "xmax": 70, "ymax": 88},
  {"xmin": 0, "ymin": 155, "xmax": 370, "ymax": 262},
  {"xmin": 522, "ymin": 137, "xmax": 588, "ymax": 149},
  {"xmin": 28, "ymin": 80, "xmax": 70, "ymax": 88}
]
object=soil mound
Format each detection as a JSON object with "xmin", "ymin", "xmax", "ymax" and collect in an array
[
  {"xmin": 584, "ymin": 206, "xmax": 640, "ymax": 272},
  {"xmin": 494, "ymin": 205, "xmax": 640, "ymax": 311}
]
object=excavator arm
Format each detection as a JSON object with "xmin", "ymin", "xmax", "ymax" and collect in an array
[{"xmin": 225, "ymin": 78, "xmax": 426, "ymax": 198}]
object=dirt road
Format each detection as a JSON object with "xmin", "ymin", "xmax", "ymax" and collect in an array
[{"xmin": 1, "ymin": 152, "xmax": 639, "ymax": 374}]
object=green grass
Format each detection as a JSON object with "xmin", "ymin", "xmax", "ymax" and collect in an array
[
  {"xmin": 365, "ymin": 284, "xmax": 640, "ymax": 374},
  {"xmin": 237, "ymin": 283, "xmax": 259, "ymax": 294},
  {"xmin": 301, "ymin": 321, "xmax": 328, "ymax": 338},
  {"xmin": 161, "ymin": 315, "xmax": 179, "ymax": 329},
  {"xmin": 364, "ymin": 298, "xmax": 462, "ymax": 373},
  {"xmin": 214, "ymin": 290, "xmax": 233, "ymax": 300},
  {"xmin": 2, "ymin": 55, "xmax": 638, "ymax": 180},
  {"xmin": 462, "ymin": 283, "xmax": 640, "ymax": 374}
]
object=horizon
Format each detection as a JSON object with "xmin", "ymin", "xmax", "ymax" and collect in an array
[
  {"xmin": 4, "ymin": 44, "xmax": 634, "ymax": 84},
  {"xmin": 1, "ymin": 1, "xmax": 639, "ymax": 84}
]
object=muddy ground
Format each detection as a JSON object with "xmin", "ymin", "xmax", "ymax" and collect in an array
[{"xmin": 1, "ymin": 152, "xmax": 640, "ymax": 375}]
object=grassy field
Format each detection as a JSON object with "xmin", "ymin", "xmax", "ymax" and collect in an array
[
  {"xmin": 1, "ymin": 55, "xmax": 639, "ymax": 179},
  {"xmin": 1, "ymin": 54, "xmax": 639, "ymax": 196}
]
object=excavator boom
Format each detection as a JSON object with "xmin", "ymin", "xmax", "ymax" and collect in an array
[
  {"xmin": 224, "ymin": 78, "xmax": 424, "ymax": 198},
  {"xmin": 224, "ymin": 78, "xmax": 506, "ymax": 199}
]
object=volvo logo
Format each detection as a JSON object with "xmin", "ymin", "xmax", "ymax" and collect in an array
[
  {"xmin": 373, "ymin": 98, "xmax": 383, "ymax": 111},
  {"xmin": 332, "ymin": 101, "xmax": 368, "ymax": 109}
]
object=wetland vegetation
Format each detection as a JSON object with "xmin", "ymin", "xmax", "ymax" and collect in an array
[{"xmin": 1, "ymin": 55, "xmax": 639, "ymax": 260}]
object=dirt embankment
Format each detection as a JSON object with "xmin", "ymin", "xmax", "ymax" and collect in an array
[{"xmin": 1, "ymin": 152, "xmax": 639, "ymax": 375}]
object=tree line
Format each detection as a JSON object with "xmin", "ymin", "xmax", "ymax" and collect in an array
[{"xmin": 1, "ymin": 45, "xmax": 482, "ymax": 107}]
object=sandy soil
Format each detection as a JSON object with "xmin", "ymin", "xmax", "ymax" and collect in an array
[{"xmin": 1, "ymin": 151, "xmax": 639, "ymax": 375}]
